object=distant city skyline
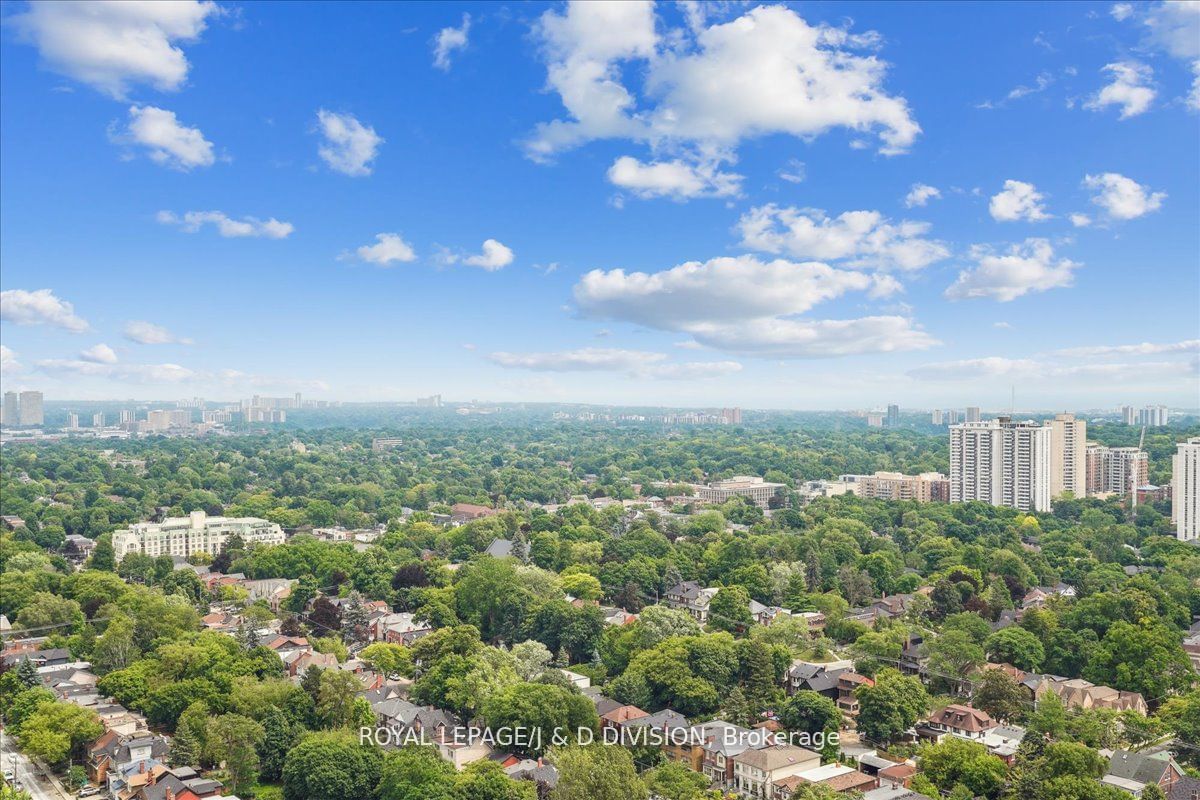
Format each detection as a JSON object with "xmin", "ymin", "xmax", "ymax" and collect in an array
[{"xmin": 1, "ymin": 2, "xmax": 1197, "ymax": 407}]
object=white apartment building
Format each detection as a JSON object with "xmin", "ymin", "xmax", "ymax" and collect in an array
[
  {"xmin": 695, "ymin": 476, "xmax": 786, "ymax": 509},
  {"xmin": 950, "ymin": 418, "xmax": 1051, "ymax": 512},
  {"xmin": 1173, "ymin": 438, "xmax": 1200, "ymax": 542},
  {"xmin": 18, "ymin": 391, "xmax": 43, "ymax": 426},
  {"xmin": 145, "ymin": 408, "xmax": 193, "ymax": 432},
  {"xmin": 965, "ymin": 407, "xmax": 981, "ymax": 423},
  {"xmin": 111, "ymin": 510, "xmax": 285, "ymax": 559},
  {"xmin": 931, "ymin": 409, "xmax": 944, "ymax": 425},
  {"xmin": 1045, "ymin": 413, "xmax": 1086, "ymax": 498},
  {"xmin": 1, "ymin": 392, "xmax": 18, "ymax": 426},
  {"xmin": 1138, "ymin": 405, "xmax": 1170, "ymax": 427},
  {"xmin": 1121, "ymin": 405, "xmax": 1136, "ymax": 425}
]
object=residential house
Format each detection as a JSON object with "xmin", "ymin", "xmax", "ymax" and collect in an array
[
  {"xmin": 733, "ymin": 744, "xmax": 822, "ymax": 800},
  {"xmin": 483, "ymin": 538, "xmax": 514, "ymax": 558},
  {"xmin": 452, "ymin": 503, "xmax": 500, "ymax": 525},
  {"xmin": 775, "ymin": 763, "xmax": 877, "ymax": 797},
  {"xmin": 1101, "ymin": 749, "xmax": 1185, "ymax": 796},
  {"xmin": 837, "ymin": 672, "xmax": 874, "ymax": 717},
  {"xmin": 784, "ymin": 659, "xmax": 854, "ymax": 698},
  {"xmin": 1032, "ymin": 675, "xmax": 1148, "ymax": 715},
  {"xmin": 921, "ymin": 704, "xmax": 997, "ymax": 743},
  {"xmin": 664, "ymin": 581, "xmax": 719, "ymax": 624},
  {"xmin": 982, "ymin": 725, "xmax": 1026, "ymax": 764}
]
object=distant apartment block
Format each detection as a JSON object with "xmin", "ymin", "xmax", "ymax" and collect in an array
[
  {"xmin": 886, "ymin": 404, "xmax": 900, "ymax": 427},
  {"xmin": 372, "ymin": 437, "xmax": 405, "ymax": 452},
  {"xmin": 111, "ymin": 510, "xmax": 285, "ymax": 559},
  {"xmin": 721, "ymin": 407, "xmax": 743, "ymax": 425},
  {"xmin": 1173, "ymin": 438, "xmax": 1200, "ymax": 542},
  {"xmin": 67, "ymin": 412, "xmax": 80, "ymax": 429},
  {"xmin": 92, "ymin": 412, "xmax": 106, "ymax": 428},
  {"xmin": 1085, "ymin": 444, "xmax": 1148, "ymax": 497},
  {"xmin": 950, "ymin": 418, "xmax": 1051, "ymax": 512},
  {"xmin": 1045, "ymin": 413, "xmax": 1086, "ymax": 498},
  {"xmin": 931, "ymin": 409, "xmax": 943, "ymax": 425},
  {"xmin": 696, "ymin": 476, "xmax": 786, "ymax": 509},
  {"xmin": 965, "ymin": 406, "xmax": 981, "ymax": 423},
  {"xmin": 841, "ymin": 471, "xmax": 950, "ymax": 503},
  {"xmin": 245, "ymin": 407, "xmax": 286, "ymax": 423},
  {"xmin": 14, "ymin": 391, "xmax": 44, "ymax": 426},
  {"xmin": 119, "ymin": 409, "xmax": 135, "ymax": 424},
  {"xmin": 866, "ymin": 412, "xmax": 885, "ymax": 428},
  {"xmin": 1120, "ymin": 405, "xmax": 1136, "ymax": 425},
  {"xmin": 416, "ymin": 394, "xmax": 443, "ymax": 408},
  {"xmin": 145, "ymin": 408, "xmax": 193, "ymax": 432},
  {"xmin": 944, "ymin": 409, "xmax": 961, "ymax": 425},
  {"xmin": 1138, "ymin": 405, "xmax": 1170, "ymax": 427},
  {"xmin": 1, "ymin": 391, "xmax": 17, "ymax": 426}
]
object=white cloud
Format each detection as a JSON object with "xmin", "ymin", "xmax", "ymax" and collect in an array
[
  {"xmin": 575, "ymin": 255, "xmax": 873, "ymax": 328},
  {"xmin": 527, "ymin": 3, "xmax": 919, "ymax": 173},
  {"xmin": 1069, "ymin": 213, "xmax": 1092, "ymax": 227},
  {"xmin": 79, "ymin": 344, "xmax": 118, "ymax": 364},
  {"xmin": 316, "ymin": 110, "xmax": 383, "ymax": 176},
  {"xmin": 572, "ymin": 254, "xmax": 936, "ymax": 358},
  {"xmin": 343, "ymin": 233, "xmax": 418, "ymax": 266},
  {"xmin": 487, "ymin": 347, "xmax": 740, "ymax": 379},
  {"xmin": 9, "ymin": 1, "xmax": 219, "ymax": 98},
  {"xmin": 1111, "ymin": 3, "xmax": 1134, "ymax": 21},
  {"xmin": 1083, "ymin": 172, "xmax": 1166, "ymax": 219},
  {"xmin": 1085, "ymin": 61, "xmax": 1156, "ymax": 118},
  {"xmin": 1144, "ymin": 1, "xmax": 1200, "ymax": 61},
  {"xmin": 682, "ymin": 316, "xmax": 939, "ymax": 358},
  {"xmin": 1, "ymin": 289, "xmax": 89, "ymax": 332},
  {"xmin": 904, "ymin": 183, "xmax": 941, "ymax": 208},
  {"xmin": 1054, "ymin": 339, "xmax": 1200, "ymax": 357},
  {"xmin": 37, "ymin": 358, "xmax": 197, "ymax": 384},
  {"xmin": 433, "ymin": 13, "xmax": 471, "ymax": 71},
  {"xmin": 0, "ymin": 345, "xmax": 21, "ymax": 374},
  {"xmin": 907, "ymin": 357, "xmax": 1045, "ymax": 380},
  {"xmin": 778, "ymin": 159, "xmax": 806, "ymax": 184},
  {"xmin": 157, "ymin": 210, "xmax": 293, "ymax": 238},
  {"xmin": 123, "ymin": 320, "xmax": 191, "ymax": 345},
  {"xmin": 464, "ymin": 239, "xmax": 515, "ymax": 270},
  {"xmin": 737, "ymin": 205, "xmax": 949, "ymax": 271},
  {"xmin": 606, "ymin": 155, "xmax": 742, "ymax": 199},
  {"xmin": 120, "ymin": 105, "xmax": 215, "ymax": 170},
  {"xmin": 945, "ymin": 238, "xmax": 1080, "ymax": 302},
  {"xmin": 993, "ymin": 321, "xmax": 1013, "ymax": 329},
  {"xmin": 988, "ymin": 180, "xmax": 1050, "ymax": 222}
]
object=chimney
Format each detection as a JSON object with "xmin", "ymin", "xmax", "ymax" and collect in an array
[
  {"xmin": 537, "ymin": 757, "xmax": 543, "ymax": 767},
  {"xmin": 166, "ymin": 788, "xmax": 174, "ymax": 800},
  {"xmin": 138, "ymin": 761, "xmax": 146, "ymax": 774}
]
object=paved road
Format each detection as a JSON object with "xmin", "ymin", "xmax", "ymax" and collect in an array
[{"xmin": 0, "ymin": 734, "xmax": 71, "ymax": 800}]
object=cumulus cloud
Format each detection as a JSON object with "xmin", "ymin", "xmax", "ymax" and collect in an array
[
  {"xmin": 1083, "ymin": 172, "xmax": 1166, "ymax": 220},
  {"xmin": 1085, "ymin": 61, "xmax": 1156, "ymax": 118},
  {"xmin": 118, "ymin": 105, "xmax": 215, "ymax": 170},
  {"xmin": 79, "ymin": 344, "xmax": 118, "ymax": 364},
  {"xmin": 572, "ymin": 254, "xmax": 936, "ymax": 358},
  {"xmin": 157, "ymin": 210, "xmax": 293, "ymax": 238},
  {"xmin": 342, "ymin": 233, "xmax": 418, "ymax": 266},
  {"xmin": 575, "ymin": 255, "xmax": 873, "ymax": 328},
  {"xmin": 462, "ymin": 239, "xmax": 515, "ymax": 270},
  {"xmin": 316, "ymin": 110, "xmax": 383, "ymax": 176},
  {"xmin": 606, "ymin": 155, "xmax": 742, "ymax": 199},
  {"xmin": 1, "ymin": 288, "xmax": 89, "ymax": 332},
  {"xmin": 1069, "ymin": 213, "xmax": 1092, "ymax": 227},
  {"xmin": 1054, "ymin": 339, "xmax": 1200, "ymax": 357},
  {"xmin": 9, "ymin": 0, "xmax": 219, "ymax": 98},
  {"xmin": 737, "ymin": 205, "xmax": 949, "ymax": 271},
  {"xmin": 488, "ymin": 347, "xmax": 741, "ymax": 379},
  {"xmin": 1144, "ymin": 1, "xmax": 1200, "ymax": 62},
  {"xmin": 904, "ymin": 183, "xmax": 941, "ymax": 208},
  {"xmin": 945, "ymin": 238, "xmax": 1079, "ymax": 302},
  {"xmin": 527, "ymin": 3, "xmax": 919, "ymax": 190},
  {"xmin": 433, "ymin": 13, "xmax": 471, "ymax": 70},
  {"xmin": 0, "ymin": 345, "xmax": 21, "ymax": 374},
  {"xmin": 988, "ymin": 180, "xmax": 1050, "ymax": 222},
  {"xmin": 123, "ymin": 320, "xmax": 192, "ymax": 345},
  {"xmin": 1111, "ymin": 3, "xmax": 1134, "ymax": 21}
]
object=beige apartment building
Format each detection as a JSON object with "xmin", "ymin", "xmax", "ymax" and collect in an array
[
  {"xmin": 111, "ymin": 510, "xmax": 285, "ymax": 559},
  {"xmin": 841, "ymin": 471, "xmax": 949, "ymax": 502},
  {"xmin": 1045, "ymin": 413, "xmax": 1086, "ymax": 498},
  {"xmin": 696, "ymin": 476, "xmax": 786, "ymax": 509}
]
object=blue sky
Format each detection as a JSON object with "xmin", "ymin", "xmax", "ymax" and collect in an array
[{"xmin": 1, "ymin": 0, "xmax": 1197, "ymax": 409}]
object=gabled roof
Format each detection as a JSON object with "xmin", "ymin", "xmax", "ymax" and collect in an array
[
  {"xmin": 1106, "ymin": 749, "xmax": 1175, "ymax": 786},
  {"xmin": 928, "ymin": 704, "xmax": 995, "ymax": 733}
]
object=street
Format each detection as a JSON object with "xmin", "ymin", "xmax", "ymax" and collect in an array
[{"xmin": 0, "ymin": 734, "xmax": 70, "ymax": 800}]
